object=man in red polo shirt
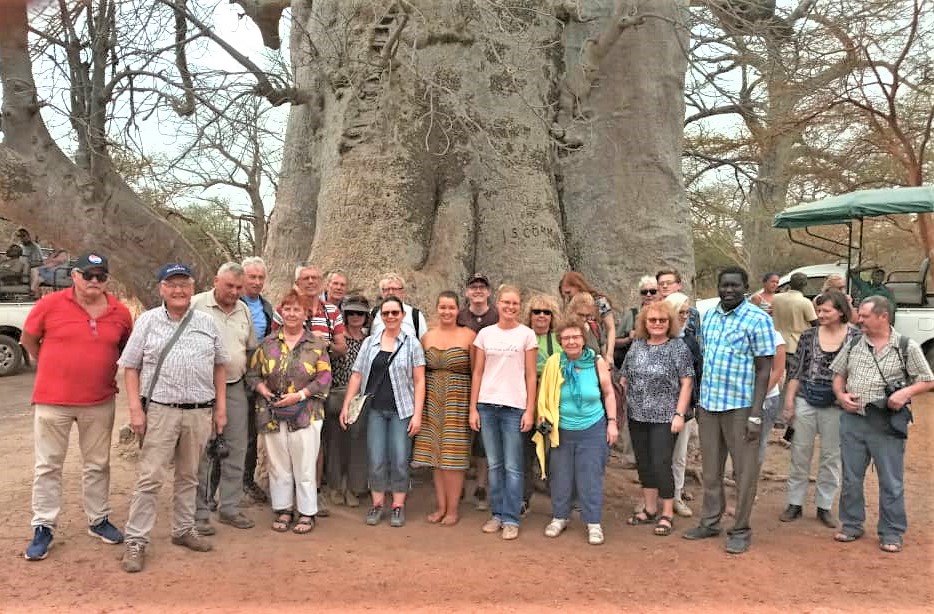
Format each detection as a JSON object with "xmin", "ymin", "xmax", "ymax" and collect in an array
[{"xmin": 21, "ymin": 252, "xmax": 133, "ymax": 561}]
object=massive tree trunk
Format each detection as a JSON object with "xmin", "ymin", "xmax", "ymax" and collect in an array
[
  {"xmin": 0, "ymin": 2, "xmax": 214, "ymax": 303},
  {"xmin": 264, "ymin": 0, "xmax": 693, "ymax": 305}
]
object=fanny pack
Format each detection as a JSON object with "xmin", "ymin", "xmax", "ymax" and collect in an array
[{"xmin": 799, "ymin": 380, "xmax": 836, "ymax": 408}]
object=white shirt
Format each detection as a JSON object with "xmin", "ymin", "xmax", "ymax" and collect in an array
[{"xmin": 370, "ymin": 302, "xmax": 428, "ymax": 340}]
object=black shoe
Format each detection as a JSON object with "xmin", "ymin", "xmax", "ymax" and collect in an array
[
  {"xmin": 682, "ymin": 525, "xmax": 721, "ymax": 540},
  {"xmin": 725, "ymin": 534, "xmax": 750, "ymax": 554},
  {"xmin": 817, "ymin": 507, "xmax": 838, "ymax": 528},
  {"xmin": 780, "ymin": 504, "xmax": 803, "ymax": 522}
]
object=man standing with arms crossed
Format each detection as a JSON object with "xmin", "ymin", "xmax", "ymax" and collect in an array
[
  {"xmin": 22, "ymin": 252, "xmax": 133, "ymax": 560},
  {"xmin": 683, "ymin": 266, "xmax": 775, "ymax": 554},
  {"xmin": 192, "ymin": 262, "xmax": 258, "ymax": 534}
]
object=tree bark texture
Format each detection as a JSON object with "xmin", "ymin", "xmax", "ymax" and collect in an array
[
  {"xmin": 0, "ymin": 2, "xmax": 214, "ymax": 304},
  {"xmin": 264, "ymin": 0, "xmax": 693, "ymax": 305}
]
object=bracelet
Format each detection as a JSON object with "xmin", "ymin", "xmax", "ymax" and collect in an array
[
  {"xmin": 606, "ymin": 417, "xmax": 617, "ymax": 422},
  {"xmin": 674, "ymin": 413, "xmax": 684, "ymax": 419}
]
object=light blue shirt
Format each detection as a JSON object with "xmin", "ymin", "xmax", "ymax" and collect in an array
[
  {"xmin": 352, "ymin": 331, "xmax": 426, "ymax": 419},
  {"xmin": 242, "ymin": 295, "xmax": 266, "ymax": 340}
]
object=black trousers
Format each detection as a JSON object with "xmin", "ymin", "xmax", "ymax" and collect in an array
[{"xmin": 628, "ymin": 418, "xmax": 676, "ymax": 499}]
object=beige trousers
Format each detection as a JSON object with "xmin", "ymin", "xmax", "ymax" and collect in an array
[
  {"xmin": 31, "ymin": 400, "xmax": 116, "ymax": 528},
  {"xmin": 266, "ymin": 420, "xmax": 322, "ymax": 516},
  {"xmin": 124, "ymin": 404, "xmax": 212, "ymax": 544}
]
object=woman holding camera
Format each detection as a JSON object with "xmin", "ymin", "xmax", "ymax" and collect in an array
[
  {"xmin": 780, "ymin": 291, "xmax": 857, "ymax": 527},
  {"xmin": 340, "ymin": 296, "xmax": 426, "ymax": 528},
  {"xmin": 536, "ymin": 318, "xmax": 618, "ymax": 545},
  {"xmin": 247, "ymin": 290, "xmax": 332, "ymax": 534},
  {"xmin": 621, "ymin": 301, "xmax": 694, "ymax": 537}
]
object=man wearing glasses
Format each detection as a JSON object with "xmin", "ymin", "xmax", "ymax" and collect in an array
[
  {"xmin": 22, "ymin": 253, "xmax": 133, "ymax": 561},
  {"xmin": 370, "ymin": 272, "xmax": 428, "ymax": 340},
  {"xmin": 656, "ymin": 268, "xmax": 700, "ymax": 336},
  {"xmin": 457, "ymin": 273, "xmax": 499, "ymax": 332}
]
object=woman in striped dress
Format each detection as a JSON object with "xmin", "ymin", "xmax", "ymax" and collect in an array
[{"xmin": 413, "ymin": 291, "xmax": 476, "ymax": 526}]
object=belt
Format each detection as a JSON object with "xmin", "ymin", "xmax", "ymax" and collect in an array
[{"xmin": 144, "ymin": 398, "xmax": 215, "ymax": 410}]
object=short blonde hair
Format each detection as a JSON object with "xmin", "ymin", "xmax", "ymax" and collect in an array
[
  {"xmin": 634, "ymin": 301, "xmax": 680, "ymax": 339},
  {"xmin": 822, "ymin": 273, "xmax": 846, "ymax": 293},
  {"xmin": 524, "ymin": 293, "xmax": 561, "ymax": 330},
  {"xmin": 496, "ymin": 284, "xmax": 522, "ymax": 302},
  {"xmin": 565, "ymin": 292, "xmax": 595, "ymax": 319},
  {"xmin": 379, "ymin": 272, "xmax": 405, "ymax": 292}
]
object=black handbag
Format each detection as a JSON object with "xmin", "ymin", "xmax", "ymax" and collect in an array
[{"xmin": 800, "ymin": 380, "xmax": 836, "ymax": 408}]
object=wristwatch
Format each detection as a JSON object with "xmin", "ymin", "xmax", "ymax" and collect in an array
[{"xmin": 747, "ymin": 416, "xmax": 762, "ymax": 425}]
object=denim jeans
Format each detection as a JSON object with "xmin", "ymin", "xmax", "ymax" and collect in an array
[
  {"xmin": 478, "ymin": 403, "xmax": 525, "ymax": 526},
  {"xmin": 839, "ymin": 410, "xmax": 907, "ymax": 544},
  {"xmin": 367, "ymin": 407, "xmax": 412, "ymax": 493},
  {"xmin": 549, "ymin": 419, "xmax": 608, "ymax": 524}
]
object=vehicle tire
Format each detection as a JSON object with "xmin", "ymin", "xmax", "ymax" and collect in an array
[{"xmin": 0, "ymin": 334, "xmax": 24, "ymax": 376}]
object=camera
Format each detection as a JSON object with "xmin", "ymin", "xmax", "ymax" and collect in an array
[
  {"xmin": 885, "ymin": 380, "xmax": 907, "ymax": 397},
  {"xmin": 208, "ymin": 434, "xmax": 230, "ymax": 460},
  {"xmin": 536, "ymin": 419, "xmax": 553, "ymax": 437}
]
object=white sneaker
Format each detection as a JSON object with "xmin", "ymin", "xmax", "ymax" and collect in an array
[
  {"xmin": 674, "ymin": 499, "xmax": 694, "ymax": 518},
  {"xmin": 544, "ymin": 518, "xmax": 569, "ymax": 538},
  {"xmin": 587, "ymin": 523, "xmax": 605, "ymax": 545}
]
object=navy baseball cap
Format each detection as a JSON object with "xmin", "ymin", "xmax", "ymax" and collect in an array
[
  {"xmin": 75, "ymin": 252, "xmax": 109, "ymax": 273},
  {"xmin": 157, "ymin": 263, "xmax": 193, "ymax": 282}
]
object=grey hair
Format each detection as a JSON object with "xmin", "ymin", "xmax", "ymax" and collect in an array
[
  {"xmin": 638, "ymin": 275, "xmax": 657, "ymax": 289},
  {"xmin": 217, "ymin": 262, "xmax": 244, "ymax": 277},
  {"xmin": 241, "ymin": 256, "xmax": 266, "ymax": 270},
  {"xmin": 860, "ymin": 295, "xmax": 893, "ymax": 320},
  {"xmin": 379, "ymin": 272, "xmax": 405, "ymax": 291},
  {"xmin": 327, "ymin": 269, "xmax": 348, "ymax": 283},
  {"xmin": 294, "ymin": 263, "xmax": 320, "ymax": 281}
]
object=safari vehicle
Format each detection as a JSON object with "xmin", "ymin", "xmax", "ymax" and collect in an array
[{"xmin": 773, "ymin": 186, "xmax": 934, "ymax": 368}]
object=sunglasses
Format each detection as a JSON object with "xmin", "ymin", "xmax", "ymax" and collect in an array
[
  {"xmin": 530, "ymin": 309, "xmax": 552, "ymax": 316},
  {"xmin": 345, "ymin": 311, "xmax": 367, "ymax": 317},
  {"xmin": 647, "ymin": 317, "xmax": 669, "ymax": 324},
  {"xmin": 80, "ymin": 271, "xmax": 109, "ymax": 282},
  {"xmin": 639, "ymin": 288, "xmax": 658, "ymax": 296},
  {"xmin": 381, "ymin": 310, "xmax": 401, "ymax": 317}
]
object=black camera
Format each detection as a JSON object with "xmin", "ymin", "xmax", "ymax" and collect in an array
[
  {"xmin": 536, "ymin": 419, "xmax": 553, "ymax": 437},
  {"xmin": 885, "ymin": 380, "xmax": 907, "ymax": 397},
  {"xmin": 208, "ymin": 434, "xmax": 230, "ymax": 460}
]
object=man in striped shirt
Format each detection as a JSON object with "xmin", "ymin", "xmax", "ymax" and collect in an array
[{"xmin": 684, "ymin": 266, "xmax": 776, "ymax": 554}]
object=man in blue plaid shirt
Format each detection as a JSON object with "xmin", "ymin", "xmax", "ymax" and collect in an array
[{"xmin": 684, "ymin": 266, "xmax": 776, "ymax": 554}]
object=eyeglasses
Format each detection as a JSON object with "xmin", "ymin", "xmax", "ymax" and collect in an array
[
  {"xmin": 559, "ymin": 334, "xmax": 583, "ymax": 342},
  {"xmin": 381, "ymin": 310, "xmax": 401, "ymax": 317},
  {"xmin": 161, "ymin": 280, "xmax": 193, "ymax": 290},
  {"xmin": 79, "ymin": 271, "xmax": 108, "ymax": 282},
  {"xmin": 647, "ymin": 317, "xmax": 669, "ymax": 324},
  {"xmin": 382, "ymin": 286, "xmax": 403, "ymax": 293},
  {"xmin": 639, "ymin": 288, "xmax": 658, "ymax": 296},
  {"xmin": 345, "ymin": 311, "xmax": 367, "ymax": 317},
  {"xmin": 531, "ymin": 309, "xmax": 552, "ymax": 316},
  {"xmin": 468, "ymin": 284, "xmax": 488, "ymax": 291}
]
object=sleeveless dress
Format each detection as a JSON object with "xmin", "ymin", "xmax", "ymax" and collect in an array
[{"xmin": 412, "ymin": 347, "xmax": 471, "ymax": 470}]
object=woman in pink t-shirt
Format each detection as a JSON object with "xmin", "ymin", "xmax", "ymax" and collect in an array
[{"xmin": 469, "ymin": 285, "xmax": 538, "ymax": 540}]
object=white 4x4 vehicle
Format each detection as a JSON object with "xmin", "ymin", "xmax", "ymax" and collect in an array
[
  {"xmin": 697, "ymin": 261, "xmax": 934, "ymax": 370},
  {"xmin": 0, "ymin": 300, "xmax": 33, "ymax": 376}
]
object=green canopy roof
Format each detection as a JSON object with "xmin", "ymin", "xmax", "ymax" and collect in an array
[{"xmin": 773, "ymin": 186, "xmax": 934, "ymax": 229}]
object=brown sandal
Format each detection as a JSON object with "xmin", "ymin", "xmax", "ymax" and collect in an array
[
  {"xmin": 292, "ymin": 515, "xmax": 315, "ymax": 534},
  {"xmin": 271, "ymin": 512, "xmax": 292, "ymax": 532}
]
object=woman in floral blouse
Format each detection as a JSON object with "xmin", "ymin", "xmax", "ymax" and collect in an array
[{"xmin": 247, "ymin": 290, "xmax": 332, "ymax": 534}]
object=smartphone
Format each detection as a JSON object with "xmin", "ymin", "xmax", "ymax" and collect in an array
[{"xmin": 782, "ymin": 426, "xmax": 795, "ymax": 442}]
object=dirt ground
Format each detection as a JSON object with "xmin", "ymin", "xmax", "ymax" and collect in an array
[{"xmin": 0, "ymin": 368, "xmax": 932, "ymax": 613}]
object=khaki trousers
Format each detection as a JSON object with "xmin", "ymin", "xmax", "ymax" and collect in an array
[
  {"xmin": 31, "ymin": 400, "xmax": 116, "ymax": 528},
  {"xmin": 124, "ymin": 404, "xmax": 212, "ymax": 544},
  {"xmin": 697, "ymin": 407, "xmax": 762, "ymax": 539}
]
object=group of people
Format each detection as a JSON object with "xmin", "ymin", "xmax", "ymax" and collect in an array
[
  {"xmin": 20, "ymin": 251, "xmax": 933, "ymax": 573},
  {"xmin": 0, "ymin": 227, "xmax": 71, "ymax": 296}
]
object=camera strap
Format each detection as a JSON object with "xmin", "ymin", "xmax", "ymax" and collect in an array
[
  {"xmin": 143, "ymin": 308, "xmax": 196, "ymax": 412},
  {"xmin": 867, "ymin": 335, "xmax": 911, "ymax": 388}
]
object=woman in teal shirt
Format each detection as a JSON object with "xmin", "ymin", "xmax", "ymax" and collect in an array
[{"xmin": 537, "ymin": 319, "xmax": 618, "ymax": 545}]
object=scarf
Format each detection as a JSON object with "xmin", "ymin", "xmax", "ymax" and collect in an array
[{"xmin": 560, "ymin": 347, "xmax": 596, "ymax": 402}]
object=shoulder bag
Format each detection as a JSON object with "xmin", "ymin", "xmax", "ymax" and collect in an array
[
  {"xmin": 139, "ymin": 309, "xmax": 195, "ymax": 447},
  {"xmin": 346, "ymin": 338, "xmax": 406, "ymax": 425}
]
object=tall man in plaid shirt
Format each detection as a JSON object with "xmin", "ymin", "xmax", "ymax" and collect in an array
[{"xmin": 684, "ymin": 266, "xmax": 776, "ymax": 554}]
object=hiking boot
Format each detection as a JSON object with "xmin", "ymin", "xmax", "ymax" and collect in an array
[
  {"xmin": 218, "ymin": 512, "xmax": 255, "ymax": 529},
  {"xmin": 366, "ymin": 506, "xmax": 384, "ymax": 526},
  {"xmin": 817, "ymin": 507, "xmax": 838, "ymax": 528},
  {"xmin": 195, "ymin": 518, "xmax": 216, "ymax": 536},
  {"xmin": 316, "ymin": 490, "xmax": 330, "ymax": 517},
  {"xmin": 682, "ymin": 525, "xmax": 721, "ymax": 540},
  {"xmin": 780, "ymin": 504, "xmax": 803, "ymax": 522},
  {"xmin": 501, "ymin": 525, "xmax": 519, "ymax": 540},
  {"xmin": 390, "ymin": 506, "xmax": 406, "ymax": 528},
  {"xmin": 544, "ymin": 518, "xmax": 568, "ymax": 538},
  {"xmin": 88, "ymin": 518, "xmax": 124, "ymax": 544},
  {"xmin": 474, "ymin": 486, "xmax": 489, "ymax": 511},
  {"xmin": 24, "ymin": 526, "xmax": 53, "ymax": 561},
  {"xmin": 121, "ymin": 541, "xmax": 146, "ymax": 573},
  {"xmin": 171, "ymin": 530, "xmax": 213, "ymax": 552}
]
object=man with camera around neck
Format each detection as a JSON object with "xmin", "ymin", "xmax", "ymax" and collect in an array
[
  {"xmin": 192, "ymin": 263, "xmax": 259, "ymax": 536},
  {"xmin": 830, "ymin": 295, "xmax": 933, "ymax": 553},
  {"xmin": 118, "ymin": 263, "xmax": 230, "ymax": 573}
]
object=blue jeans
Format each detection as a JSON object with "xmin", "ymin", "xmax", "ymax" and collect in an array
[
  {"xmin": 478, "ymin": 404, "xmax": 525, "ymax": 526},
  {"xmin": 367, "ymin": 407, "xmax": 412, "ymax": 493},
  {"xmin": 839, "ymin": 410, "xmax": 907, "ymax": 544},
  {"xmin": 549, "ymin": 419, "xmax": 608, "ymax": 524}
]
